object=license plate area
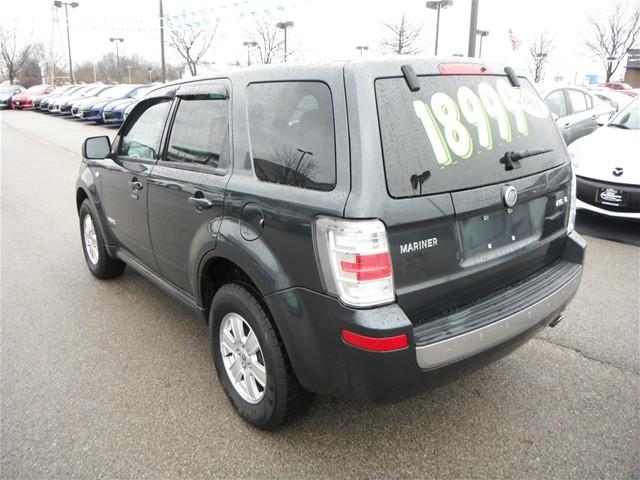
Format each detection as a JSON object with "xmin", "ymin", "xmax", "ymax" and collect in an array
[
  {"xmin": 595, "ymin": 187, "xmax": 628, "ymax": 207},
  {"xmin": 458, "ymin": 197, "xmax": 546, "ymax": 266}
]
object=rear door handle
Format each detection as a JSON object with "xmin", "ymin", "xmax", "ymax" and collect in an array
[
  {"xmin": 128, "ymin": 178, "xmax": 143, "ymax": 191},
  {"xmin": 188, "ymin": 194, "xmax": 213, "ymax": 210},
  {"xmin": 591, "ymin": 114, "xmax": 598, "ymax": 120}
]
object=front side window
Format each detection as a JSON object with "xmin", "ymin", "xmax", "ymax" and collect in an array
[
  {"xmin": 165, "ymin": 97, "xmax": 229, "ymax": 171},
  {"xmin": 247, "ymin": 82, "xmax": 336, "ymax": 191},
  {"xmin": 545, "ymin": 90, "xmax": 567, "ymax": 118},
  {"xmin": 119, "ymin": 101, "xmax": 170, "ymax": 160}
]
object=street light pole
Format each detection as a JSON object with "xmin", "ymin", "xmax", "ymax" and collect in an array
[
  {"xmin": 53, "ymin": 1, "xmax": 79, "ymax": 83},
  {"xmin": 426, "ymin": 0, "xmax": 453, "ymax": 56},
  {"xmin": 476, "ymin": 29, "xmax": 489, "ymax": 58},
  {"xmin": 467, "ymin": 0, "xmax": 479, "ymax": 57},
  {"xmin": 276, "ymin": 21, "xmax": 294, "ymax": 62},
  {"xmin": 148, "ymin": 67, "xmax": 153, "ymax": 83},
  {"xmin": 356, "ymin": 45, "xmax": 369, "ymax": 56},
  {"xmin": 126, "ymin": 65, "xmax": 132, "ymax": 83},
  {"xmin": 109, "ymin": 37, "xmax": 124, "ymax": 82},
  {"xmin": 243, "ymin": 41, "xmax": 258, "ymax": 66},
  {"xmin": 159, "ymin": 0, "xmax": 166, "ymax": 82}
]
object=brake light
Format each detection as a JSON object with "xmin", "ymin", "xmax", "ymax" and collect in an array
[
  {"xmin": 341, "ymin": 329, "xmax": 408, "ymax": 352},
  {"xmin": 340, "ymin": 252, "xmax": 391, "ymax": 281},
  {"xmin": 314, "ymin": 217, "xmax": 395, "ymax": 307}
]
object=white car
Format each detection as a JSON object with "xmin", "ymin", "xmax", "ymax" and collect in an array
[{"xmin": 569, "ymin": 97, "xmax": 640, "ymax": 221}]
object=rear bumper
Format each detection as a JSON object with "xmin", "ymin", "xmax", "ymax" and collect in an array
[{"xmin": 265, "ymin": 231, "xmax": 585, "ymax": 403}]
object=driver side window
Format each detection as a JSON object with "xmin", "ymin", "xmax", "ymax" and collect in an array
[{"xmin": 119, "ymin": 101, "xmax": 170, "ymax": 160}]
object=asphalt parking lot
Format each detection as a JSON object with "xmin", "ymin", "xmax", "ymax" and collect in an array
[{"xmin": 1, "ymin": 110, "xmax": 639, "ymax": 479}]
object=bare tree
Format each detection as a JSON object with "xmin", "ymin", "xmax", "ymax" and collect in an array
[
  {"xmin": 529, "ymin": 33, "xmax": 553, "ymax": 83},
  {"xmin": 168, "ymin": 23, "xmax": 218, "ymax": 76},
  {"xmin": 245, "ymin": 20, "xmax": 282, "ymax": 64},
  {"xmin": 381, "ymin": 14, "xmax": 422, "ymax": 55},
  {"xmin": 584, "ymin": 0, "xmax": 640, "ymax": 82},
  {"xmin": 0, "ymin": 26, "xmax": 32, "ymax": 84}
]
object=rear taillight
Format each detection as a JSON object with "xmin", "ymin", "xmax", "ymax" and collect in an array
[{"xmin": 314, "ymin": 217, "xmax": 395, "ymax": 307}]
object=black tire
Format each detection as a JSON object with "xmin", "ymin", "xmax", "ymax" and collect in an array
[
  {"xmin": 79, "ymin": 200, "xmax": 126, "ymax": 279},
  {"xmin": 210, "ymin": 283, "xmax": 313, "ymax": 430}
]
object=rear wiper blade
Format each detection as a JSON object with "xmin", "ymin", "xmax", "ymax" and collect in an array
[
  {"xmin": 410, "ymin": 170, "xmax": 431, "ymax": 194},
  {"xmin": 499, "ymin": 148, "xmax": 553, "ymax": 171},
  {"xmin": 608, "ymin": 123, "xmax": 629, "ymax": 130}
]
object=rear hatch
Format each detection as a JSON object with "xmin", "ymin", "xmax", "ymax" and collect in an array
[{"xmin": 372, "ymin": 69, "xmax": 571, "ymax": 324}]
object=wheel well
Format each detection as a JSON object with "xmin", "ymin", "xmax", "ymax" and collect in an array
[
  {"xmin": 76, "ymin": 188, "xmax": 88, "ymax": 212},
  {"xmin": 200, "ymin": 257, "xmax": 261, "ymax": 311}
]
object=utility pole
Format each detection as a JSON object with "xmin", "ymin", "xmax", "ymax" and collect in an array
[
  {"xmin": 467, "ymin": 0, "xmax": 478, "ymax": 57},
  {"xmin": 109, "ymin": 37, "xmax": 124, "ymax": 82},
  {"xmin": 277, "ymin": 21, "xmax": 294, "ymax": 62},
  {"xmin": 148, "ymin": 67, "xmax": 153, "ymax": 83},
  {"xmin": 127, "ymin": 65, "xmax": 132, "ymax": 83},
  {"xmin": 356, "ymin": 45, "xmax": 369, "ymax": 56},
  {"xmin": 53, "ymin": 1, "xmax": 79, "ymax": 83},
  {"xmin": 159, "ymin": 0, "xmax": 166, "ymax": 82},
  {"xmin": 243, "ymin": 41, "xmax": 257, "ymax": 66}
]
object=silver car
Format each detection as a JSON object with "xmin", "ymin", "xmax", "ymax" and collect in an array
[{"xmin": 542, "ymin": 86, "xmax": 615, "ymax": 145}]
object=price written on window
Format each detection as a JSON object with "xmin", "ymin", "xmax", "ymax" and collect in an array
[{"xmin": 413, "ymin": 79, "xmax": 549, "ymax": 168}]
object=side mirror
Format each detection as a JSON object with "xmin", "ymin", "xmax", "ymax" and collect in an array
[{"xmin": 83, "ymin": 135, "xmax": 111, "ymax": 160}]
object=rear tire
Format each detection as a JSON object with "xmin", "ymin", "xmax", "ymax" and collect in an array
[
  {"xmin": 210, "ymin": 283, "xmax": 313, "ymax": 430},
  {"xmin": 79, "ymin": 200, "xmax": 125, "ymax": 279}
]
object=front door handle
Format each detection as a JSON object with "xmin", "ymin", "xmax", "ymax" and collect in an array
[
  {"xmin": 563, "ymin": 122, "xmax": 572, "ymax": 129},
  {"xmin": 129, "ymin": 178, "xmax": 143, "ymax": 191},
  {"xmin": 188, "ymin": 194, "xmax": 213, "ymax": 211}
]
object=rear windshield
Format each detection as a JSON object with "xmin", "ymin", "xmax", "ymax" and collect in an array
[{"xmin": 375, "ymin": 75, "xmax": 566, "ymax": 197}]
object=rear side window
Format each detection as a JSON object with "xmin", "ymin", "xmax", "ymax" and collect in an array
[
  {"xmin": 376, "ymin": 75, "xmax": 566, "ymax": 198},
  {"xmin": 545, "ymin": 90, "xmax": 567, "ymax": 117},
  {"xmin": 567, "ymin": 89, "xmax": 589, "ymax": 113},
  {"xmin": 165, "ymin": 98, "xmax": 229, "ymax": 172},
  {"xmin": 247, "ymin": 82, "xmax": 336, "ymax": 191}
]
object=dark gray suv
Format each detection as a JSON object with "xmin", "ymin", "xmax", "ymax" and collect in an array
[{"xmin": 76, "ymin": 58, "xmax": 585, "ymax": 429}]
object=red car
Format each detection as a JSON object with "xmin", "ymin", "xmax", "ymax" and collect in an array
[
  {"xmin": 601, "ymin": 82, "xmax": 638, "ymax": 97},
  {"xmin": 11, "ymin": 84, "xmax": 56, "ymax": 109}
]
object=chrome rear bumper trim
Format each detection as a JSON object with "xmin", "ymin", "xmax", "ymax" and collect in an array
[{"xmin": 415, "ymin": 267, "xmax": 581, "ymax": 370}]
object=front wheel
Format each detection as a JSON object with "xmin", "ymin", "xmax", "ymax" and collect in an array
[
  {"xmin": 210, "ymin": 283, "xmax": 313, "ymax": 430},
  {"xmin": 79, "ymin": 200, "xmax": 125, "ymax": 279}
]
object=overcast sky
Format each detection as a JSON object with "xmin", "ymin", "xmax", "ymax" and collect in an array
[{"xmin": 0, "ymin": 0, "xmax": 630, "ymax": 82}]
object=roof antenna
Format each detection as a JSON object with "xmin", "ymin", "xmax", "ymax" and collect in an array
[
  {"xmin": 401, "ymin": 65, "xmax": 421, "ymax": 92},
  {"xmin": 504, "ymin": 66, "xmax": 521, "ymax": 87}
]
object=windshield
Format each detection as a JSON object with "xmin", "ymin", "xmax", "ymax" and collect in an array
[
  {"xmin": 375, "ymin": 75, "xmax": 566, "ymax": 197},
  {"xmin": 80, "ymin": 86, "xmax": 103, "ymax": 96},
  {"xmin": 99, "ymin": 84, "xmax": 136, "ymax": 98},
  {"xmin": 26, "ymin": 85, "xmax": 47, "ymax": 93},
  {"xmin": 0, "ymin": 86, "xmax": 18, "ymax": 94},
  {"xmin": 132, "ymin": 86, "xmax": 153, "ymax": 98},
  {"xmin": 608, "ymin": 98, "xmax": 640, "ymax": 130}
]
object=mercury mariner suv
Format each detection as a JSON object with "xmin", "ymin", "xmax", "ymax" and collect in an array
[{"xmin": 76, "ymin": 58, "xmax": 585, "ymax": 430}]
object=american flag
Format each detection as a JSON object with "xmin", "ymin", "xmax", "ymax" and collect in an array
[{"xmin": 509, "ymin": 28, "xmax": 522, "ymax": 51}]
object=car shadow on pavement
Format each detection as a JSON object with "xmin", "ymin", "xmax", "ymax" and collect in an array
[{"xmin": 575, "ymin": 211, "xmax": 640, "ymax": 246}]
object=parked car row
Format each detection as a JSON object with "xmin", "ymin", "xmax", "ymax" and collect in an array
[{"xmin": 10, "ymin": 82, "xmax": 160, "ymax": 126}]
